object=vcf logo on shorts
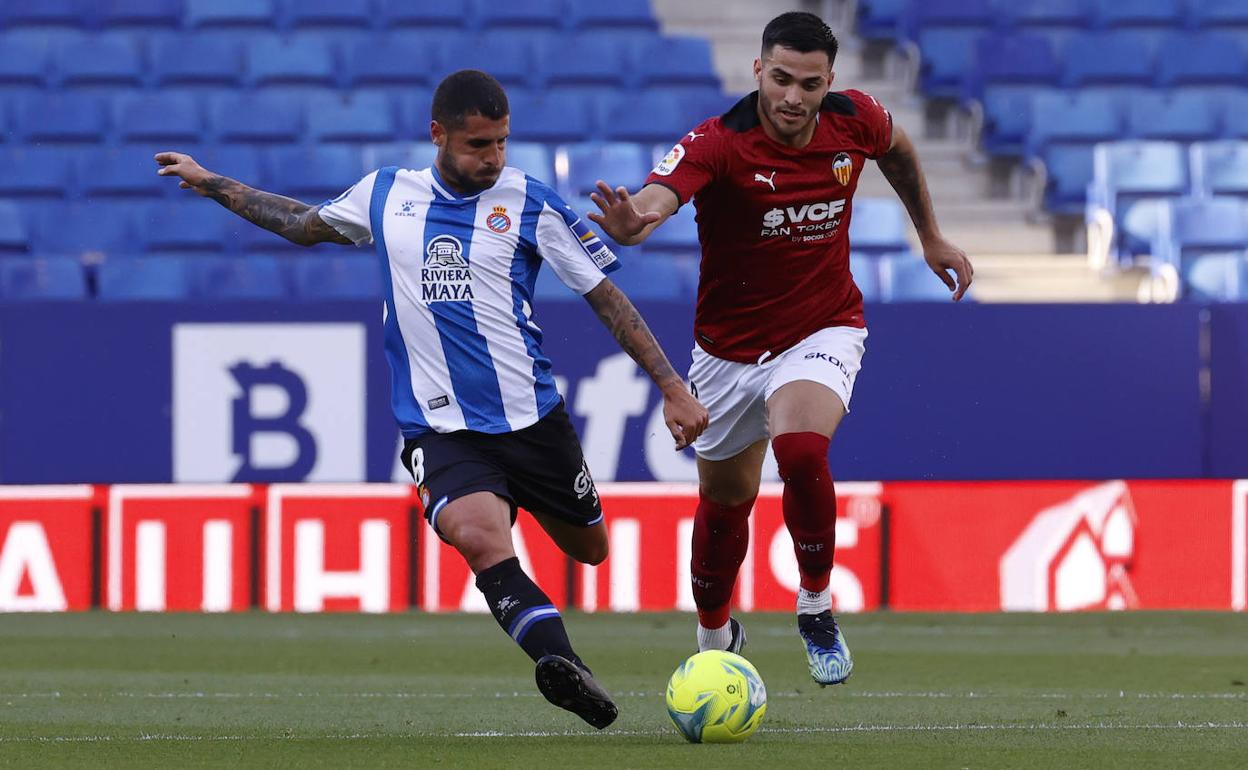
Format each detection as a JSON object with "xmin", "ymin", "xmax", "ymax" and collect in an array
[
  {"xmin": 172, "ymin": 323, "xmax": 367, "ymax": 482},
  {"xmin": 687, "ymin": 326, "xmax": 868, "ymax": 461}
]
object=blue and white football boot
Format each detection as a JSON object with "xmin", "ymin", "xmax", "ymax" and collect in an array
[{"xmin": 798, "ymin": 610, "xmax": 853, "ymax": 686}]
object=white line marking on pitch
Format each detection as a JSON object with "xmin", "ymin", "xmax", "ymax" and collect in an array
[{"xmin": 3, "ymin": 690, "xmax": 1246, "ymax": 701}]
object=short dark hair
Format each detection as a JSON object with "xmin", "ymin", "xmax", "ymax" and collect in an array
[
  {"xmin": 761, "ymin": 11, "xmax": 838, "ymax": 66},
  {"xmin": 431, "ymin": 70, "xmax": 509, "ymax": 131}
]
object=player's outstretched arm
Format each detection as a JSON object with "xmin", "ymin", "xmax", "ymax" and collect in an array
[
  {"xmin": 875, "ymin": 126, "xmax": 974, "ymax": 301},
  {"xmin": 154, "ymin": 152, "xmax": 351, "ymax": 247},
  {"xmin": 583, "ymin": 279, "xmax": 708, "ymax": 450},
  {"xmin": 587, "ymin": 182, "xmax": 679, "ymax": 247}
]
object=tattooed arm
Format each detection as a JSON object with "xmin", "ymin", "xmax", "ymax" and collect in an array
[
  {"xmin": 583, "ymin": 278, "xmax": 708, "ymax": 449},
  {"xmin": 154, "ymin": 152, "xmax": 351, "ymax": 246},
  {"xmin": 875, "ymin": 125, "xmax": 974, "ymax": 301}
]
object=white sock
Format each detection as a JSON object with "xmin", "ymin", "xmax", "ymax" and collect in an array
[
  {"xmin": 697, "ymin": 620, "xmax": 731, "ymax": 651},
  {"xmin": 796, "ymin": 586, "xmax": 832, "ymax": 616}
]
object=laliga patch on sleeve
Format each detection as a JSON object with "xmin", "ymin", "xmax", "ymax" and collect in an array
[{"xmin": 652, "ymin": 144, "xmax": 686, "ymax": 176}]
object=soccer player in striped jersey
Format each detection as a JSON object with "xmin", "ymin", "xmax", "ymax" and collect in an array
[{"xmin": 155, "ymin": 70, "xmax": 708, "ymax": 729}]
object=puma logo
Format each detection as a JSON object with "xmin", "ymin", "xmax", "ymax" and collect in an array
[
  {"xmin": 687, "ymin": 130, "xmax": 705, "ymax": 141},
  {"xmin": 754, "ymin": 171, "xmax": 776, "ymax": 191}
]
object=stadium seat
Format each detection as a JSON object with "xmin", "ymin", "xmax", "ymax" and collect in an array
[
  {"xmin": 268, "ymin": 145, "xmax": 366, "ymax": 201},
  {"xmin": 82, "ymin": 147, "xmax": 168, "ymax": 199},
  {"xmin": 153, "ymin": 37, "xmax": 245, "ymax": 87},
  {"xmin": 1156, "ymin": 197, "xmax": 1248, "ymax": 268},
  {"xmin": 1001, "ymin": 0, "xmax": 1092, "ymax": 34},
  {"xmin": 192, "ymin": 255, "xmax": 288, "ymax": 300},
  {"xmin": 345, "ymin": 36, "xmax": 438, "ymax": 88},
  {"xmin": 637, "ymin": 37, "xmax": 720, "ymax": 88},
  {"xmin": 561, "ymin": 143, "xmax": 652, "ymax": 198},
  {"xmin": 1087, "ymin": 141, "xmax": 1189, "ymax": 263},
  {"xmin": 1184, "ymin": 251, "xmax": 1247, "ymax": 300},
  {"xmin": 1095, "ymin": 0, "xmax": 1184, "ymax": 29},
  {"xmin": 290, "ymin": 255, "xmax": 383, "ymax": 300},
  {"xmin": 536, "ymin": 34, "xmax": 634, "ymax": 88},
  {"xmin": 1190, "ymin": 0, "xmax": 1248, "ymax": 30},
  {"xmin": 911, "ymin": 0, "xmax": 996, "ymax": 31},
  {"xmin": 186, "ymin": 0, "xmax": 277, "ymax": 31},
  {"xmin": 569, "ymin": 0, "xmax": 660, "ymax": 31},
  {"xmin": 432, "ymin": 35, "xmax": 533, "ymax": 90},
  {"xmin": 505, "ymin": 142, "xmax": 555, "ymax": 181},
  {"xmin": 479, "ymin": 0, "xmax": 567, "ymax": 31},
  {"xmin": 0, "ymin": 0, "xmax": 83, "ymax": 29},
  {"xmin": 1156, "ymin": 33, "xmax": 1248, "ymax": 87},
  {"xmin": 606, "ymin": 255, "xmax": 692, "ymax": 300},
  {"xmin": 116, "ymin": 93, "xmax": 204, "ymax": 144},
  {"xmin": 210, "ymin": 93, "xmax": 303, "ymax": 143},
  {"xmin": 96, "ymin": 258, "xmax": 193, "ymax": 300},
  {"xmin": 916, "ymin": 28, "xmax": 986, "ymax": 99},
  {"xmin": 29, "ymin": 203, "xmax": 136, "ymax": 260},
  {"xmin": 850, "ymin": 199, "xmax": 911, "ymax": 255},
  {"xmin": 1026, "ymin": 92, "xmax": 1122, "ymax": 157},
  {"xmin": 1223, "ymin": 92, "xmax": 1248, "ymax": 139},
  {"xmin": 1062, "ymin": 33, "xmax": 1156, "ymax": 87},
  {"xmin": 53, "ymin": 34, "xmax": 144, "ymax": 88},
  {"xmin": 246, "ymin": 37, "xmax": 338, "ymax": 88},
  {"xmin": 286, "ymin": 0, "xmax": 372, "ymax": 30},
  {"xmin": 139, "ymin": 202, "xmax": 238, "ymax": 253},
  {"xmin": 968, "ymin": 34, "xmax": 1060, "ymax": 97},
  {"xmin": 0, "ymin": 147, "xmax": 72, "ymax": 198},
  {"xmin": 96, "ymin": 0, "xmax": 182, "ymax": 29},
  {"xmin": 1039, "ymin": 144, "xmax": 1098, "ymax": 214},
  {"xmin": 509, "ymin": 92, "xmax": 594, "ymax": 144},
  {"xmin": 191, "ymin": 145, "xmax": 266, "ymax": 189},
  {"xmin": 645, "ymin": 204, "xmax": 700, "ymax": 255},
  {"xmin": 0, "ymin": 34, "xmax": 50, "ymax": 87},
  {"xmin": 0, "ymin": 258, "xmax": 87, "ymax": 300},
  {"xmin": 361, "ymin": 142, "xmax": 439, "ymax": 173},
  {"xmin": 0, "ymin": 202, "xmax": 29, "ymax": 254},
  {"xmin": 1127, "ymin": 92, "xmax": 1219, "ymax": 142},
  {"xmin": 377, "ymin": 0, "xmax": 474, "ymax": 30},
  {"xmin": 1193, "ymin": 141, "xmax": 1248, "ymax": 198},
  {"xmin": 850, "ymin": 252, "xmax": 882, "ymax": 303},
  {"xmin": 880, "ymin": 253, "xmax": 958, "ymax": 301},
  {"xmin": 14, "ymin": 93, "xmax": 107, "ymax": 143},
  {"xmin": 307, "ymin": 93, "xmax": 398, "ymax": 144},
  {"xmin": 979, "ymin": 86, "xmax": 1055, "ymax": 156},
  {"xmin": 603, "ymin": 92, "xmax": 694, "ymax": 143},
  {"xmin": 856, "ymin": 0, "xmax": 909, "ymax": 41}
]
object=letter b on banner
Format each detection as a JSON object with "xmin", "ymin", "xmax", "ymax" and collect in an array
[{"xmin": 229, "ymin": 362, "xmax": 318, "ymax": 481}]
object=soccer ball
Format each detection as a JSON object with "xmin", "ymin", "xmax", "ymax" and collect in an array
[{"xmin": 665, "ymin": 650, "xmax": 767, "ymax": 744}]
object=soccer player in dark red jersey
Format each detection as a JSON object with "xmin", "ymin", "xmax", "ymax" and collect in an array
[{"xmin": 589, "ymin": 11, "xmax": 973, "ymax": 686}]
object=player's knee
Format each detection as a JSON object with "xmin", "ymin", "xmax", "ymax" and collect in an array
[
  {"xmin": 450, "ymin": 523, "xmax": 511, "ymax": 571},
  {"xmin": 772, "ymin": 432, "xmax": 832, "ymax": 483},
  {"xmin": 578, "ymin": 539, "xmax": 609, "ymax": 566},
  {"xmin": 699, "ymin": 483, "xmax": 759, "ymax": 509}
]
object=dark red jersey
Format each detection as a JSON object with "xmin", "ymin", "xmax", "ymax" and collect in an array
[{"xmin": 645, "ymin": 89, "xmax": 893, "ymax": 363}]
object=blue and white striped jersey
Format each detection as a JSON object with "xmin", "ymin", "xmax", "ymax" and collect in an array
[{"xmin": 319, "ymin": 165, "xmax": 620, "ymax": 437}]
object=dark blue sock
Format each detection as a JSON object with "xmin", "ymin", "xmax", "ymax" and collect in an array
[{"xmin": 475, "ymin": 557, "xmax": 582, "ymax": 667}]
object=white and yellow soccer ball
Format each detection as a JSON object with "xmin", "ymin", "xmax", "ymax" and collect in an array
[{"xmin": 665, "ymin": 650, "xmax": 767, "ymax": 744}]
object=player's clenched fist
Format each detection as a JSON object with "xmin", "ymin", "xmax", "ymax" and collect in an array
[{"xmin": 661, "ymin": 381, "xmax": 710, "ymax": 451}]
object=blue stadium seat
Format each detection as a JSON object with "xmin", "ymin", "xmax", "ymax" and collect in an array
[
  {"xmin": 391, "ymin": 87, "xmax": 435, "ymax": 136},
  {"xmin": 139, "ymin": 202, "xmax": 234, "ymax": 253},
  {"xmin": 979, "ymin": 86, "xmax": 1055, "ymax": 156},
  {"xmin": 1183, "ymin": 251, "xmax": 1246, "ymax": 301},
  {"xmin": 1027, "ymin": 92, "xmax": 1122, "ymax": 156},
  {"xmin": 911, "ymin": 0, "xmax": 996, "ymax": 31},
  {"xmin": 186, "ymin": 0, "xmax": 277, "ymax": 31},
  {"xmin": 1095, "ymin": 0, "xmax": 1183, "ymax": 29},
  {"xmin": 604, "ymin": 92, "xmax": 693, "ymax": 143},
  {"xmin": 210, "ymin": 93, "xmax": 303, "ymax": 143},
  {"xmin": 645, "ymin": 204, "xmax": 700, "ymax": 255},
  {"xmin": 880, "ymin": 253, "xmax": 956, "ymax": 301},
  {"xmin": 1193, "ymin": 141, "xmax": 1248, "ymax": 197},
  {"xmin": 0, "ymin": 147, "xmax": 72, "ymax": 198},
  {"xmin": 286, "ymin": 0, "xmax": 372, "ymax": 29},
  {"xmin": 1039, "ymin": 144, "xmax": 1098, "ymax": 214},
  {"xmin": 1157, "ymin": 197, "xmax": 1248, "ymax": 268},
  {"xmin": 307, "ymin": 93, "xmax": 398, "ymax": 143},
  {"xmin": 0, "ymin": 34, "xmax": 50, "ymax": 87},
  {"xmin": 850, "ymin": 198, "xmax": 911, "ymax": 255},
  {"xmin": 1127, "ymin": 92, "xmax": 1218, "ymax": 142},
  {"xmin": 291, "ymin": 255, "xmax": 383, "ymax": 300},
  {"xmin": 607, "ymin": 255, "xmax": 691, "ymax": 300},
  {"xmin": 1001, "ymin": 0, "xmax": 1092, "ymax": 34},
  {"xmin": 82, "ymin": 147, "xmax": 168, "ymax": 199},
  {"xmin": 857, "ymin": 0, "xmax": 909, "ymax": 41},
  {"xmin": 1190, "ymin": 0, "xmax": 1248, "ymax": 30},
  {"xmin": 269, "ymin": 146, "xmax": 366, "ymax": 201},
  {"xmin": 14, "ymin": 94, "xmax": 107, "ymax": 143},
  {"xmin": 433, "ymin": 34, "xmax": 533, "ymax": 90},
  {"xmin": 0, "ymin": 0, "xmax": 83, "ymax": 29},
  {"xmin": 378, "ymin": 0, "xmax": 473, "ymax": 30},
  {"xmin": 345, "ymin": 36, "xmax": 438, "ymax": 87},
  {"xmin": 1224, "ymin": 92, "xmax": 1248, "ymax": 139},
  {"xmin": 1062, "ymin": 33, "xmax": 1156, "ymax": 87},
  {"xmin": 191, "ymin": 145, "xmax": 266, "ymax": 188},
  {"xmin": 569, "ymin": 0, "xmax": 659, "ymax": 31},
  {"xmin": 505, "ymin": 142, "xmax": 554, "ymax": 181},
  {"xmin": 192, "ymin": 255, "xmax": 288, "ymax": 300},
  {"xmin": 637, "ymin": 37, "xmax": 719, "ymax": 89},
  {"xmin": 536, "ymin": 34, "xmax": 633, "ymax": 88},
  {"xmin": 0, "ymin": 258, "xmax": 87, "ymax": 300},
  {"xmin": 561, "ymin": 143, "xmax": 652, "ymax": 197},
  {"xmin": 509, "ymin": 92, "xmax": 593, "ymax": 144},
  {"xmin": 153, "ymin": 37, "xmax": 245, "ymax": 87},
  {"xmin": 916, "ymin": 28, "xmax": 986, "ymax": 99},
  {"xmin": 246, "ymin": 37, "xmax": 337, "ymax": 88},
  {"xmin": 361, "ymin": 142, "xmax": 439, "ymax": 172},
  {"xmin": 54, "ymin": 34, "xmax": 144, "ymax": 88},
  {"xmin": 533, "ymin": 264, "xmax": 573, "ymax": 300},
  {"xmin": 97, "ymin": 258, "xmax": 193, "ymax": 300},
  {"xmin": 969, "ymin": 34, "xmax": 1060, "ymax": 97},
  {"xmin": 1087, "ymin": 141, "xmax": 1189, "ymax": 263},
  {"xmin": 116, "ymin": 93, "xmax": 204, "ymax": 144},
  {"xmin": 97, "ymin": 0, "xmax": 182, "ymax": 29},
  {"xmin": 480, "ymin": 0, "xmax": 566, "ymax": 31},
  {"xmin": 29, "ymin": 203, "xmax": 136, "ymax": 260},
  {"xmin": 0, "ymin": 202, "xmax": 29, "ymax": 253},
  {"xmin": 850, "ymin": 252, "xmax": 882, "ymax": 303},
  {"xmin": 1157, "ymin": 33, "xmax": 1247, "ymax": 86}
]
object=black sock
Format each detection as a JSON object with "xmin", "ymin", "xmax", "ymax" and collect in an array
[{"xmin": 475, "ymin": 557, "xmax": 582, "ymax": 667}]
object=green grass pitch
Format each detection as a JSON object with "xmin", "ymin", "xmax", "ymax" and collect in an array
[{"xmin": 0, "ymin": 612, "xmax": 1245, "ymax": 768}]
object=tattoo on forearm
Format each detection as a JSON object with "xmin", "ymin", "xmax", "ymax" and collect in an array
[
  {"xmin": 877, "ymin": 145, "xmax": 936, "ymax": 237},
  {"xmin": 587, "ymin": 281, "xmax": 678, "ymax": 385},
  {"xmin": 200, "ymin": 175, "xmax": 351, "ymax": 246}
]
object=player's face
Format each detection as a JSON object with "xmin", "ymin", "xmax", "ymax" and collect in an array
[
  {"xmin": 431, "ymin": 112, "xmax": 509, "ymax": 194},
  {"xmin": 754, "ymin": 45, "xmax": 833, "ymax": 141}
]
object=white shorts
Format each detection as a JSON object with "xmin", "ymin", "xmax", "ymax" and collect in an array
[{"xmin": 687, "ymin": 326, "xmax": 868, "ymax": 461}]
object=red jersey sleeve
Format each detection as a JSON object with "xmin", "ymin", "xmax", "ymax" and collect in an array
[
  {"xmin": 845, "ymin": 89, "xmax": 893, "ymax": 159},
  {"xmin": 643, "ymin": 117, "xmax": 727, "ymax": 206}
]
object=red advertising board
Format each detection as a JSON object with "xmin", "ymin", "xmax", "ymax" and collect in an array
[
  {"xmin": 0, "ymin": 486, "xmax": 96, "ymax": 611},
  {"xmin": 106, "ymin": 485, "xmax": 255, "ymax": 612}
]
